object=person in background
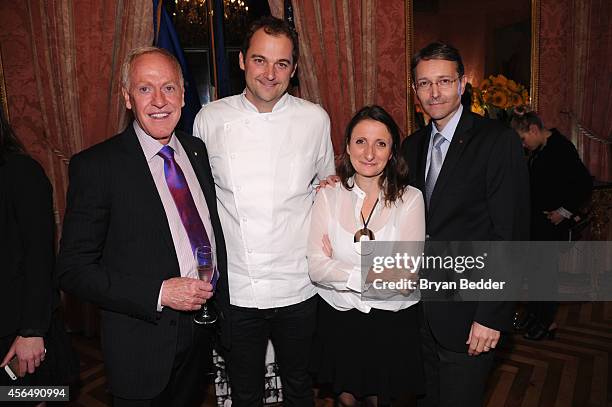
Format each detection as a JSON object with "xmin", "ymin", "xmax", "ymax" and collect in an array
[
  {"xmin": 401, "ymin": 41, "xmax": 530, "ymax": 406},
  {"xmin": 460, "ymin": 82, "xmax": 473, "ymax": 112},
  {"xmin": 510, "ymin": 108, "xmax": 592, "ymax": 340},
  {"xmin": 193, "ymin": 16, "xmax": 335, "ymax": 407},
  {"xmin": 0, "ymin": 107, "xmax": 78, "ymax": 393},
  {"xmin": 309, "ymin": 105, "xmax": 425, "ymax": 406}
]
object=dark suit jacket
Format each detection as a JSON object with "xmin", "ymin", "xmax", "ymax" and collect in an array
[
  {"xmin": 57, "ymin": 126, "xmax": 228, "ymax": 399},
  {"xmin": 401, "ymin": 109, "xmax": 530, "ymax": 352},
  {"xmin": 0, "ymin": 154, "xmax": 56, "ymax": 338},
  {"xmin": 529, "ymin": 129, "xmax": 592, "ymax": 240}
]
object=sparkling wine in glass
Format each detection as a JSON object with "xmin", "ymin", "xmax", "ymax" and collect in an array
[
  {"xmin": 193, "ymin": 245, "xmax": 218, "ymax": 325},
  {"xmin": 198, "ymin": 263, "xmax": 215, "ymax": 284}
]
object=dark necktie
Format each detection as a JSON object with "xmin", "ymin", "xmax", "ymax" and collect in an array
[
  {"xmin": 425, "ymin": 132, "xmax": 446, "ymax": 207},
  {"xmin": 157, "ymin": 145, "xmax": 211, "ymax": 254}
]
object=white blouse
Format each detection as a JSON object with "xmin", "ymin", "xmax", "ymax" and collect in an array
[{"xmin": 307, "ymin": 181, "xmax": 425, "ymax": 312}]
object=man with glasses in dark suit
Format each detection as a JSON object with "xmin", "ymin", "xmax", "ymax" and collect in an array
[{"xmin": 402, "ymin": 42, "xmax": 530, "ymax": 406}]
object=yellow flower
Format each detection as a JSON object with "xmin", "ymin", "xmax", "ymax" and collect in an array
[
  {"xmin": 471, "ymin": 87, "xmax": 482, "ymax": 104},
  {"xmin": 471, "ymin": 103, "xmax": 485, "ymax": 116},
  {"xmin": 522, "ymin": 89, "xmax": 530, "ymax": 104},
  {"xmin": 509, "ymin": 92, "xmax": 523, "ymax": 107},
  {"xmin": 482, "ymin": 87, "xmax": 495, "ymax": 103},
  {"xmin": 507, "ymin": 79, "xmax": 520, "ymax": 93},
  {"xmin": 484, "ymin": 88, "xmax": 509, "ymax": 109},
  {"xmin": 491, "ymin": 75, "xmax": 508, "ymax": 87}
]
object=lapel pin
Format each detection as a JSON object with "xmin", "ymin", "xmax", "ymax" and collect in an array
[{"xmin": 194, "ymin": 151, "xmax": 198, "ymax": 156}]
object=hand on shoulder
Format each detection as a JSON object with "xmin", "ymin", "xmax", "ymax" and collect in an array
[{"xmin": 316, "ymin": 175, "xmax": 340, "ymax": 192}]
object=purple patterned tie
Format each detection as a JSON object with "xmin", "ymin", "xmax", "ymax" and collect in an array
[{"xmin": 158, "ymin": 145, "xmax": 211, "ymax": 254}]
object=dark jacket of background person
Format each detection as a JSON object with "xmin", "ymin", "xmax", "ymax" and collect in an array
[
  {"xmin": 0, "ymin": 107, "xmax": 78, "ymax": 390},
  {"xmin": 528, "ymin": 128, "xmax": 592, "ymax": 240},
  {"xmin": 0, "ymin": 152, "xmax": 56, "ymax": 339}
]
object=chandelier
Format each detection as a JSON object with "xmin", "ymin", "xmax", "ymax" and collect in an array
[
  {"xmin": 172, "ymin": 0, "xmax": 248, "ymax": 23},
  {"xmin": 224, "ymin": 0, "xmax": 249, "ymax": 18}
]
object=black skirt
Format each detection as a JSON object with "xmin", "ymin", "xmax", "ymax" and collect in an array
[{"xmin": 311, "ymin": 298, "xmax": 425, "ymax": 404}]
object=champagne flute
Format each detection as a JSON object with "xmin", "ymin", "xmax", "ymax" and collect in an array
[{"xmin": 193, "ymin": 245, "xmax": 218, "ymax": 325}]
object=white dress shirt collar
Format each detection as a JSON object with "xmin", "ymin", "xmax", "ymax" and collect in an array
[
  {"xmin": 239, "ymin": 90, "xmax": 291, "ymax": 114},
  {"xmin": 431, "ymin": 104, "xmax": 463, "ymax": 143},
  {"xmin": 348, "ymin": 177, "xmax": 386, "ymax": 226},
  {"xmin": 132, "ymin": 121, "xmax": 180, "ymax": 161},
  {"xmin": 348, "ymin": 177, "xmax": 385, "ymax": 202}
]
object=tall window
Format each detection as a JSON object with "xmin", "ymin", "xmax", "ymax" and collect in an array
[{"xmin": 165, "ymin": 0, "xmax": 271, "ymax": 105}]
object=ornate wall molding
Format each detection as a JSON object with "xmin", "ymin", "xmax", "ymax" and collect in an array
[
  {"xmin": 0, "ymin": 47, "xmax": 7, "ymax": 120},
  {"xmin": 405, "ymin": 0, "xmax": 414, "ymax": 135},
  {"xmin": 530, "ymin": 0, "xmax": 541, "ymax": 112}
]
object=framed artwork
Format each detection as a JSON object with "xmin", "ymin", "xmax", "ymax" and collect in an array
[{"xmin": 213, "ymin": 341, "xmax": 283, "ymax": 406}]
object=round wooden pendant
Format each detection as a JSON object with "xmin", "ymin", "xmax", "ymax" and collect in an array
[{"xmin": 353, "ymin": 228, "xmax": 375, "ymax": 243}]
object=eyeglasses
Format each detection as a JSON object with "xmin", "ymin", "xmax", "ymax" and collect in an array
[{"xmin": 414, "ymin": 76, "xmax": 462, "ymax": 91}]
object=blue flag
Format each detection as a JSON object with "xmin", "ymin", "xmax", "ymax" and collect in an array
[
  {"xmin": 212, "ymin": 0, "xmax": 231, "ymax": 98},
  {"xmin": 152, "ymin": 0, "xmax": 201, "ymax": 134}
]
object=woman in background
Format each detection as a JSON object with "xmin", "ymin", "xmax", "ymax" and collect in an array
[
  {"xmin": 511, "ymin": 108, "xmax": 592, "ymax": 340},
  {"xmin": 0, "ymin": 107, "xmax": 77, "ymax": 391},
  {"xmin": 308, "ymin": 105, "xmax": 425, "ymax": 406}
]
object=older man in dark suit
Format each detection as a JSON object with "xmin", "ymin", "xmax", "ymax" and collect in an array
[
  {"xmin": 57, "ymin": 47, "xmax": 226, "ymax": 406},
  {"xmin": 402, "ymin": 42, "xmax": 529, "ymax": 406}
]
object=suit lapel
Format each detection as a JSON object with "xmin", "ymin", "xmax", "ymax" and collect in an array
[
  {"xmin": 418, "ymin": 126, "xmax": 432, "ymax": 189},
  {"xmin": 119, "ymin": 127, "xmax": 176, "ymax": 254},
  {"xmin": 428, "ymin": 110, "xmax": 475, "ymax": 215}
]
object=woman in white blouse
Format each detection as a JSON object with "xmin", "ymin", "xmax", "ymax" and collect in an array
[{"xmin": 308, "ymin": 105, "xmax": 426, "ymax": 406}]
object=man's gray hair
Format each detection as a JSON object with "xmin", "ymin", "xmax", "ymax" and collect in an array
[{"xmin": 120, "ymin": 46, "xmax": 184, "ymax": 90}]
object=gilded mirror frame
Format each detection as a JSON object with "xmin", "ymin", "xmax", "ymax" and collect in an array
[
  {"xmin": 0, "ymin": 47, "xmax": 8, "ymax": 121},
  {"xmin": 405, "ymin": 0, "xmax": 541, "ymax": 134}
]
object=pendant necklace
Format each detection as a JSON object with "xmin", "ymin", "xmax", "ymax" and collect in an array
[{"xmin": 354, "ymin": 198, "xmax": 379, "ymax": 243}]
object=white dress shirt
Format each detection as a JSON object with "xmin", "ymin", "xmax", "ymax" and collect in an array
[
  {"xmin": 134, "ymin": 122, "xmax": 216, "ymax": 310},
  {"xmin": 193, "ymin": 92, "xmax": 335, "ymax": 309},
  {"xmin": 307, "ymin": 181, "xmax": 425, "ymax": 312},
  {"xmin": 425, "ymin": 104, "xmax": 463, "ymax": 178}
]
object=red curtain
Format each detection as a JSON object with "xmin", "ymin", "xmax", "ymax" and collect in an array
[
  {"xmin": 0, "ymin": 1, "xmax": 153, "ymax": 224},
  {"xmin": 574, "ymin": 0, "xmax": 611, "ymax": 182},
  {"xmin": 1, "ymin": 1, "xmax": 152, "ymax": 335},
  {"xmin": 271, "ymin": 0, "xmax": 408, "ymax": 153}
]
